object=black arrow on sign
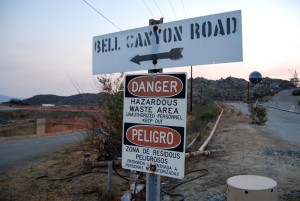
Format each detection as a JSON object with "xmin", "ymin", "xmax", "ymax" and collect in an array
[{"xmin": 130, "ymin": 48, "xmax": 184, "ymax": 65}]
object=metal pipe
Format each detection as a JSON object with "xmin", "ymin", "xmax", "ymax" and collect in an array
[
  {"xmin": 185, "ymin": 150, "xmax": 210, "ymax": 158},
  {"xmin": 198, "ymin": 102, "xmax": 224, "ymax": 152},
  {"xmin": 186, "ymin": 121, "xmax": 212, "ymax": 151},
  {"xmin": 185, "ymin": 148, "xmax": 224, "ymax": 158},
  {"xmin": 83, "ymin": 153, "xmax": 121, "ymax": 170}
]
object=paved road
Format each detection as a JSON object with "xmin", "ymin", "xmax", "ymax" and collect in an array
[
  {"xmin": 228, "ymin": 102, "xmax": 249, "ymax": 115},
  {"xmin": 265, "ymin": 107, "xmax": 300, "ymax": 143},
  {"xmin": 0, "ymin": 132, "xmax": 84, "ymax": 173},
  {"xmin": 0, "ymin": 105, "xmax": 23, "ymax": 111},
  {"xmin": 229, "ymin": 102, "xmax": 300, "ymax": 144},
  {"xmin": 268, "ymin": 89, "xmax": 300, "ymax": 113}
]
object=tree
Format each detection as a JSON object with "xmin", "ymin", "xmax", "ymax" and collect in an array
[
  {"xmin": 8, "ymin": 99, "xmax": 29, "ymax": 105},
  {"xmin": 83, "ymin": 73, "xmax": 124, "ymax": 161}
]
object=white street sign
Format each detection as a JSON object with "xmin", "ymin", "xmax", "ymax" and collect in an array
[
  {"xmin": 93, "ymin": 10, "xmax": 242, "ymax": 74},
  {"xmin": 122, "ymin": 73, "xmax": 187, "ymax": 179}
]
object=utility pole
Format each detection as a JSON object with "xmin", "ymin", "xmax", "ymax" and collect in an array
[
  {"xmin": 190, "ymin": 66, "xmax": 193, "ymax": 112},
  {"xmin": 247, "ymin": 82, "xmax": 250, "ymax": 101}
]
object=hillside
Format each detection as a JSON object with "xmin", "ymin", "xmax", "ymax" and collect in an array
[
  {"xmin": 23, "ymin": 93, "xmax": 102, "ymax": 106},
  {"xmin": 0, "ymin": 94, "xmax": 13, "ymax": 103},
  {"xmin": 4, "ymin": 76, "xmax": 295, "ymax": 106},
  {"xmin": 189, "ymin": 76, "xmax": 295, "ymax": 102}
]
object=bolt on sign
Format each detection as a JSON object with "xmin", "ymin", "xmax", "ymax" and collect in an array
[
  {"xmin": 93, "ymin": 10, "xmax": 242, "ymax": 74},
  {"xmin": 122, "ymin": 73, "xmax": 187, "ymax": 179}
]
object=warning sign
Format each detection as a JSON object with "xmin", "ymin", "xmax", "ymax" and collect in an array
[{"xmin": 122, "ymin": 73, "xmax": 187, "ymax": 179}]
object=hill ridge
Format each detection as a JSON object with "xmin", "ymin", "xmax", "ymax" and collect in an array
[{"xmin": 7, "ymin": 76, "xmax": 295, "ymax": 105}]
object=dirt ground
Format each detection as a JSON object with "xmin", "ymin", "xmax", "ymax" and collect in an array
[
  {"xmin": 181, "ymin": 104, "xmax": 300, "ymax": 201},
  {"xmin": 0, "ymin": 103, "xmax": 299, "ymax": 201}
]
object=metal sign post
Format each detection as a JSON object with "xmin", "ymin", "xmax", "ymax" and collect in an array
[
  {"xmin": 146, "ymin": 171, "xmax": 160, "ymax": 201},
  {"xmin": 146, "ymin": 20, "xmax": 162, "ymax": 201},
  {"xmin": 146, "ymin": 67, "xmax": 162, "ymax": 201},
  {"xmin": 147, "ymin": 18, "xmax": 162, "ymax": 201}
]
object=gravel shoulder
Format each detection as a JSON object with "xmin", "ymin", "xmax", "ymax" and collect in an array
[
  {"xmin": 181, "ymin": 104, "xmax": 300, "ymax": 201},
  {"xmin": 0, "ymin": 103, "xmax": 299, "ymax": 201}
]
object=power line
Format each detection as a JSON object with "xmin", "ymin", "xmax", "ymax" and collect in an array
[
  {"xmin": 153, "ymin": 0, "xmax": 164, "ymax": 17},
  {"xmin": 168, "ymin": 0, "xmax": 177, "ymax": 20},
  {"xmin": 142, "ymin": 0, "xmax": 156, "ymax": 18},
  {"xmin": 180, "ymin": 0, "xmax": 187, "ymax": 18},
  {"xmin": 82, "ymin": 0, "xmax": 121, "ymax": 31}
]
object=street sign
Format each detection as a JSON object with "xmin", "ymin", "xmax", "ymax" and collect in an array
[
  {"xmin": 122, "ymin": 73, "xmax": 187, "ymax": 179},
  {"xmin": 93, "ymin": 10, "xmax": 242, "ymax": 74}
]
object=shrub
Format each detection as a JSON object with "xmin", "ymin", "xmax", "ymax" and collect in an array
[
  {"xmin": 248, "ymin": 102, "xmax": 267, "ymax": 125},
  {"xmin": 201, "ymin": 111, "xmax": 214, "ymax": 120},
  {"xmin": 187, "ymin": 100, "xmax": 218, "ymax": 135},
  {"xmin": 201, "ymin": 101, "xmax": 218, "ymax": 120},
  {"xmin": 292, "ymin": 89, "xmax": 300, "ymax": 96}
]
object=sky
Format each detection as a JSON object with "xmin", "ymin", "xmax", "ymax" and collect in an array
[{"xmin": 0, "ymin": 0, "xmax": 300, "ymax": 98}]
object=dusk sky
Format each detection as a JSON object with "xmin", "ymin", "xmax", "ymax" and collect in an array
[{"xmin": 1, "ymin": 0, "xmax": 300, "ymax": 98}]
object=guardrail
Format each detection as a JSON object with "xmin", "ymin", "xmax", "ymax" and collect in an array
[{"xmin": 262, "ymin": 104, "xmax": 300, "ymax": 115}]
